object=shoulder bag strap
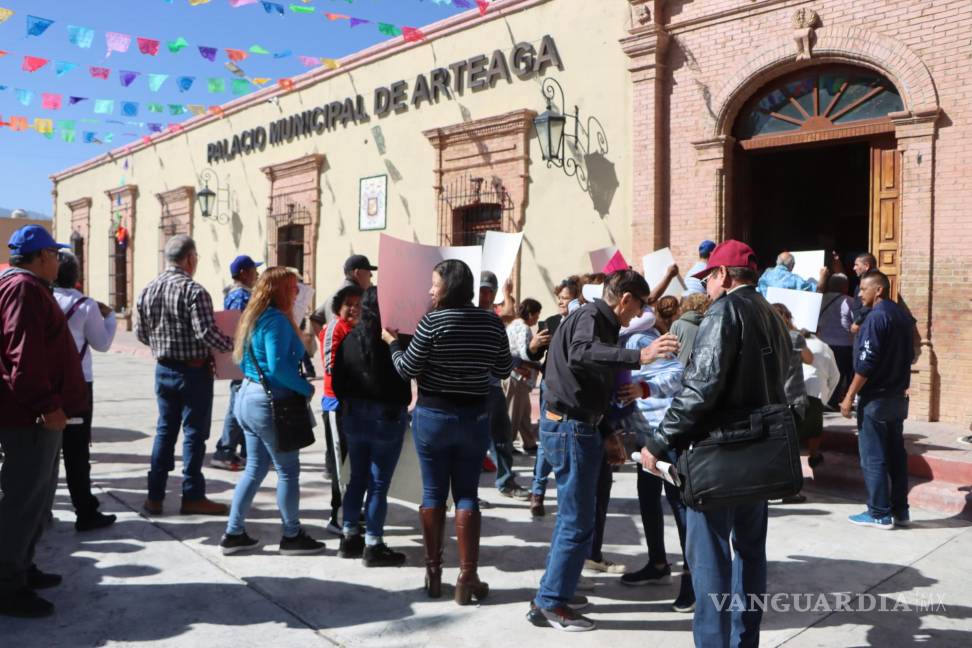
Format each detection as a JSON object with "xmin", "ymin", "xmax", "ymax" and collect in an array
[
  {"xmin": 819, "ymin": 294, "xmax": 842, "ymax": 316},
  {"xmin": 245, "ymin": 340, "xmax": 274, "ymax": 400},
  {"xmin": 65, "ymin": 296, "xmax": 92, "ymax": 360}
]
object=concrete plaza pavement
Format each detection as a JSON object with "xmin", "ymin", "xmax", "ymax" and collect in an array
[{"xmin": 2, "ymin": 351, "xmax": 971, "ymax": 647}]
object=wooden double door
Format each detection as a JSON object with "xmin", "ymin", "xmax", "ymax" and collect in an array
[{"xmin": 731, "ymin": 136, "xmax": 901, "ymax": 297}]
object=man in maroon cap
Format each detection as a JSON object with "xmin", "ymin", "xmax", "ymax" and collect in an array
[{"xmin": 640, "ymin": 240, "xmax": 792, "ymax": 648}]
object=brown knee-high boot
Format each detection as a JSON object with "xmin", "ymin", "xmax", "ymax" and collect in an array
[
  {"xmin": 454, "ymin": 508, "xmax": 489, "ymax": 605},
  {"xmin": 420, "ymin": 507, "xmax": 446, "ymax": 598}
]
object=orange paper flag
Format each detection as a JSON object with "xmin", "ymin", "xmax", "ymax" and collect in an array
[{"xmin": 225, "ymin": 48, "xmax": 248, "ymax": 61}]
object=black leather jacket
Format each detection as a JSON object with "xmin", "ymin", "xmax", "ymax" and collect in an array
[{"xmin": 644, "ymin": 285, "xmax": 792, "ymax": 456}]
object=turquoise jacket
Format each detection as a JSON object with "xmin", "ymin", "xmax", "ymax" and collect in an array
[{"xmin": 240, "ymin": 307, "xmax": 314, "ymax": 397}]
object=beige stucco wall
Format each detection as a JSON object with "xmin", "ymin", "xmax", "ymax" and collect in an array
[
  {"xmin": 52, "ymin": 0, "xmax": 634, "ymax": 316},
  {"xmin": 0, "ymin": 218, "xmax": 52, "ymax": 265}
]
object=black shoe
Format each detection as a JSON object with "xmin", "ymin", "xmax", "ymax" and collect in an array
[
  {"xmin": 672, "ymin": 574, "xmax": 696, "ymax": 613},
  {"xmin": 362, "ymin": 543, "xmax": 406, "ymax": 567},
  {"xmin": 27, "ymin": 566, "xmax": 62, "ymax": 590},
  {"xmin": 526, "ymin": 602, "xmax": 596, "ymax": 632},
  {"xmin": 338, "ymin": 534, "xmax": 365, "ymax": 559},
  {"xmin": 279, "ymin": 529, "xmax": 325, "ymax": 556},
  {"xmin": 0, "ymin": 588, "xmax": 54, "ymax": 618},
  {"xmin": 808, "ymin": 453, "xmax": 825, "ymax": 469},
  {"xmin": 220, "ymin": 532, "xmax": 261, "ymax": 555},
  {"xmin": 620, "ymin": 562, "xmax": 672, "ymax": 587},
  {"xmin": 75, "ymin": 511, "xmax": 117, "ymax": 532}
]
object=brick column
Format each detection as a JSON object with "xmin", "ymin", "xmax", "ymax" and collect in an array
[
  {"xmin": 689, "ymin": 136, "xmax": 736, "ymax": 242},
  {"xmin": 105, "ymin": 185, "xmax": 139, "ymax": 331},
  {"xmin": 892, "ymin": 109, "xmax": 940, "ymax": 421},
  {"xmin": 67, "ymin": 197, "xmax": 92, "ymax": 292},
  {"xmin": 620, "ymin": 2, "xmax": 670, "ymax": 262}
]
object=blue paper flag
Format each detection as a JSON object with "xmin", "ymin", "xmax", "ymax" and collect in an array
[
  {"xmin": 16, "ymin": 89, "xmax": 34, "ymax": 106},
  {"xmin": 262, "ymin": 2, "xmax": 284, "ymax": 16},
  {"xmin": 83, "ymin": 132, "xmax": 97, "ymax": 144},
  {"xmin": 55, "ymin": 61, "xmax": 78, "ymax": 77},
  {"xmin": 67, "ymin": 25, "xmax": 95, "ymax": 49},
  {"xmin": 273, "ymin": 49, "xmax": 292, "ymax": 59},
  {"xmin": 69, "ymin": 96, "xmax": 88, "ymax": 105},
  {"xmin": 177, "ymin": 76, "xmax": 195, "ymax": 92},
  {"xmin": 26, "ymin": 15, "xmax": 55, "ymax": 38},
  {"xmin": 121, "ymin": 101, "xmax": 139, "ymax": 117}
]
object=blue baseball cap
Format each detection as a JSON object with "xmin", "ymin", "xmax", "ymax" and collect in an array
[
  {"xmin": 699, "ymin": 239, "xmax": 717, "ymax": 257},
  {"xmin": 230, "ymin": 255, "xmax": 262, "ymax": 277},
  {"xmin": 7, "ymin": 224, "xmax": 69, "ymax": 256}
]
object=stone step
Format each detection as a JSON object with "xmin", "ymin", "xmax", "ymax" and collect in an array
[{"xmin": 801, "ymin": 451, "xmax": 972, "ymax": 521}]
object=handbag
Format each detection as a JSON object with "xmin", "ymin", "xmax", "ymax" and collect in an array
[
  {"xmin": 675, "ymin": 321, "xmax": 804, "ymax": 510},
  {"xmin": 246, "ymin": 343, "xmax": 315, "ymax": 453}
]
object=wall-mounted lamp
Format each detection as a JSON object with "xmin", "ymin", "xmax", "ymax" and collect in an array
[
  {"xmin": 196, "ymin": 168, "xmax": 232, "ymax": 224},
  {"xmin": 533, "ymin": 77, "xmax": 580, "ymax": 177}
]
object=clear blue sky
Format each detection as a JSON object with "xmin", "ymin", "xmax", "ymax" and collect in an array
[{"xmin": 0, "ymin": 0, "xmax": 469, "ymax": 215}]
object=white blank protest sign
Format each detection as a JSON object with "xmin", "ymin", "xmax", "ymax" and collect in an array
[
  {"xmin": 766, "ymin": 286, "xmax": 823, "ymax": 333},
  {"xmin": 377, "ymin": 233, "xmax": 482, "ymax": 335},
  {"xmin": 642, "ymin": 247, "xmax": 686, "ymax": 298},
  {"xmin": 582, "ymin": 283, "xmax": 604, "ymax": 302},
  {"xmin": 213, "ymin": 310, "xmax": 243, "ymax": 381},
  {"xmin": 482, "ymin": 231, "xmax": 523, "ymax": 305},
  {"xmin": 292, "ymin": 283, "xmax": 315, "ymax": 323},
  {"xmin": 790, "ymin": 249, "xmax": 825, "ymax": 282},
  {"xmin": 589, "ymin": 246, "xmax": 618, "ymax": 273}
]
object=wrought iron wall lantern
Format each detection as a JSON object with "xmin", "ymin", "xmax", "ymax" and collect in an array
[
  {"xmin": 196, "ymin": 168, "xmax": 233, "ymax": 225},
  {"xmin": 533, "ymin": 77, "xmax": 580, "ymax": 177}
]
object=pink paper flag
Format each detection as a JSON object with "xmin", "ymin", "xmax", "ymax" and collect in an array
[
  {"xmin": 229, "ymin": 0, "xmax": 258, "ymax": 6},
  {"xmin": 602, "ymin": 250, "xmax": 630, "ymax": 274},
  {"xmin": 22, "ymin": 55, "xmax": 49, "ymax": 72},
  {"xmin": 298, "ymin": 55, "xmax": 319, "ymax": 68},
  {"xmin": 137, "ymin": 37, "xmax": 160, "ymax": 56},
  {"xmin": 106, "ymin": 32, "xmax": 131, "ymax": 57},
  {"xmin": 41, "ymin": 92, "xmax": 62, "ymax": 110}
]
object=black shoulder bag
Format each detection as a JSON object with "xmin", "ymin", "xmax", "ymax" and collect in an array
[
  {"xmin": 676, "ymin": 323, "xmax": 804, "ymax": 510},
  {"xmin": 246, "ymin": 343, "xmax": 315, "ymax": 453}
]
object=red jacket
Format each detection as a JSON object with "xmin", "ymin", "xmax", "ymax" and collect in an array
[{"xmin": 0, "ymin": 269, "xmax": 87, "ymax": 427}]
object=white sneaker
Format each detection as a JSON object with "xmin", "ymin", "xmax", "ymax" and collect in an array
[{"xmin": 583, "ymin": 559, "xmax": 626, "ymax": 575}]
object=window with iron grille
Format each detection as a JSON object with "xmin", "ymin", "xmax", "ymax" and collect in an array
[
  {"xmin": 436, "ymin": 175, "xmax": 513, "ymax": 246},
  {"xmin": 70, "ymin": 231, "xmax": 84, "ymax": 291},
  {"xmin": 267, "ymin": 198, "xmax": 311, "ymax": 278},
  {"xmin": 109, "ymin": 237, "xmax": 128, "ymax": 312}
]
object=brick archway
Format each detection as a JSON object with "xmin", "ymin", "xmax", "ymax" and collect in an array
[{"xmin": 708, "ymin": 26, "xmax": 939, "ymax": 140}]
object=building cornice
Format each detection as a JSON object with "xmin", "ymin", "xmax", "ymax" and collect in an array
[
  {"xmin": 66, "ymin": 197, "xmax": 93, "ymax": 211},
  {"xmin": 105, "ymin": 185, "xmax": 139, "ymax": 200},
  {"xmin": 423, "ymin": 109, "xmax": 537, "ymax": 148},
  {"xmin": 156, "ymin": 186, "xmax": 195, "ymax": 205},
  {"xmin": 50, "ymin": 0, "xmax": 552, "ymax": 184},
  {"xmin": 261, "ymin": 153, "xmax": 326, "ymax": 182}
]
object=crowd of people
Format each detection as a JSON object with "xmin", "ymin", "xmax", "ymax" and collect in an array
[{"xmin": 0, "ymin": 224, "xmax": 918, "ymax": 645}]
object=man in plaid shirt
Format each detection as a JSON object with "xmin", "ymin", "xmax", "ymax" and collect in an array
[{"xmin": 136, "ymin": 235, "xmax": 233, "ymax": 517}]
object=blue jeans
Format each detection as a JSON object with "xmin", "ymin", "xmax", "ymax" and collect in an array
[
  {"xmin": 412, "ymin": 402, "xmax": 490, "ymax": 511},
  {"xmin": 857, "ymin": 396, "xmax": 909, "ymax": 518},
  {"xmin": 531, "ymin": 388, "xmax": 552, "ymax": 495},
  {"xmin": 341, "ymin": 399, "xmax": 407, "ymax": 542},
  {"xmin": 534, "ymin": 415, "xmax": 604, "ymax": 610},
  {"xmin": 686, "ymin": 502, "xmax": 768, "ymax": 648},
  {"xmin": 226, "ymin": 380, "xmax": 302, "ymax": 537},
  {"xmin": 215, "ymin": 379, "xmax": 245, "ymax": 459},
  {"xmin": 488, "ymin": 385, "xmax": 516, "ymax": 490},
  {"xmin": 148, "ymin": 361, "xmax": 214, "ymax": 502}
]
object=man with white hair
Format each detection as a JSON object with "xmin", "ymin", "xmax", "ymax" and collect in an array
[
  {"xmin": 135, "ymin": 235, "xmax": 233, "ymax": 517},
  {"xmin": 757, "ymin": 250, "xmax": 826, "ymax": 296}
]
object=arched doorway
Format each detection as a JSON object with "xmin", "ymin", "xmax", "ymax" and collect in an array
[{"xmin": 730, "ymin": 65, "xmax": 905, "ymax": 295}]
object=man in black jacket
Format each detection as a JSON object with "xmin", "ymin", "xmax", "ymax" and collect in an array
[
  {"xmin": 642, "ymin": 240, "xmax": 792, "ymax": 648},
  {"xmin": 528, "ymin": 270, "xmax": 678, "ymax": 632}
]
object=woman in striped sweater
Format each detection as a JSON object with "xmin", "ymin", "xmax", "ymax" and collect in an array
[{"xmin": 382, "ymin": 259, "xmax": 512, "ymax": 605}]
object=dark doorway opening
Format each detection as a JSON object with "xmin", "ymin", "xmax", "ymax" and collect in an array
[
  {"xmin": 733, "ymin": 140, "xmax": 871, "ymax": 272},
  {"xmin": 277, "ymin": 224, "xmax": 305, "ymax": 277},
  {"xmin": 452, "ymin": 203, "xmax": 502, "ymax": 247}
]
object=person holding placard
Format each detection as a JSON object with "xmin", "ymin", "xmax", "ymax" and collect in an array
[
  {"xmin": 383, "ymin": 259, "xmax": 512, "ymax": 605},
  {"xmin": 757, "ymin": 250, "xmax": 825, "ymax": 296},
  {"xmin": 136, "ymin": 235, "xmax": 233, "ymax": 517},
  {"xmin": 505, "ymin": 298, "xmax": 544, "ymax": 454}
]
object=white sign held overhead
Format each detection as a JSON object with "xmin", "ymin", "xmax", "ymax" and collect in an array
[
  {"xmin": 589, "ymin": 246, "xmax": 618, "ymax": 273},
  {"xmin": 582, "ymin": 283, "xmax": 605, "ymax": 303},
  {"xmin": 377, "ymin": 233, "xmax": 482, "ymax": 335},
  {"xmin": 213, "ymin": 310, "xmax": 243, "ymax": 381},
  {"xmin": 481, "ymin": 231, "xmax": 523, "ymax": 304},
  {"xmin": 641, "ymin": 247, "xmax": 686, "ymax": 298},
  {"xmin": 766, "ymin": 286, "xmax": 824, "ymax": 333},
  {"xmin": 292, "ymin": 283, "xmax": 315, "ymax": 324},
  {"xmin": 790, "ymin": 249, "xmax": 825, "ymax": 283}
]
